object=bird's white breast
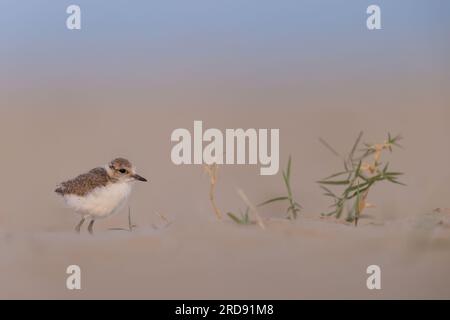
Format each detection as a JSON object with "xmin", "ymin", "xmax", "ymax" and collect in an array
[{"xmin": 64, "ymin": 182, "xmax": 132, "ymax": 219}]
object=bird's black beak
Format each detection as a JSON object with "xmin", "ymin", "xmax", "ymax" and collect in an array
[{"xmin": 132, "ymin": 174, "xmax": 148, "ymax": 182}]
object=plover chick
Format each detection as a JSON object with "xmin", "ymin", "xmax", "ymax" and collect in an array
[{"xmin": 55, "ymin": 158, "xmax": 147, "ymax": 234}]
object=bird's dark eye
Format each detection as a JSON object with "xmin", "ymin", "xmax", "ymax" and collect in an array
[{"xmin": 119, "ymin": 169, "xmax": 127, "ymax": 174}]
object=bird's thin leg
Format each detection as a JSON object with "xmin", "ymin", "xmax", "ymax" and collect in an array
[
  {"xmin": 88, "ymin": 219, "xmax": 95, "ymax": 235},
  {"xmin": 75, "ymin": 218, "xmax": 85, "ymax": 234}
]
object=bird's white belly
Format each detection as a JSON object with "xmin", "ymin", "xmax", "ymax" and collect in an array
[{"xmin": 64, "ymin": 182, "xmax": 132, "ymax": 219}]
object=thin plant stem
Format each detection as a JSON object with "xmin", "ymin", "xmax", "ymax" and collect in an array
[{"xmin": 204, "ymin": 163, "xmax": 223, "ymax": 220}]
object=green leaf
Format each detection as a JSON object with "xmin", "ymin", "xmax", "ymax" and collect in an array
[
  {"xmin": 227, "ymin": 212, "xmax": 243, "ymax": 224},
  {"xmin": 283, "ymin": 173, "xmax": 294, "ymax": 200},
  {"xmin": 385, "ymin": 172, "xmax": 404, "ymax": 176},
  {"xmin": 357, "ymin": 173, "xmax": 369, "ymax": 182},
  {"xmin": 389, "ymin": 133, "xmax": 403, "ymax": 148},
  {"xmin": 320, "ymin": 185, "xmax": 337, "ymax": 198},
  {"xmin": 258, "ymin": 196, "xmax": 289, "ymax": 207},
  {"xmin": 347, "ymin": 185, "xmax": 371, "ymax": 200},
  {"xmin": 282, "ymin": 171, "xmax": 289, "ymax": 189},
  {"xmin": 354, "ymin": 185, "xmax": 361, "ymax": 217},
  {"xmin": 386, "ymin": 177, "xmax": 406, "ymax": 186},
  {"xmin": 322, "ymin": 171, "xmax": 351, "ymax": 181},
  {"xmin": 286, "ymin": 155, "xmax": 292, "ymax": 182},
  {"xmin": 318, "ymin": 180, "xmax": 350, "ymax": 185},
  {"xmin": 319, "ymin": 137, "xmax": 341, "ymax": 157},
  {"xmin": 335, "ymin": 204, "xmax": 344, "ymax": 219},
  {"xmin": 349, "ymin": 131, "xmax": 364, "ymax": 160},
  {"xmin": 345, "ymin": 181, "xmax": 370, "ymax": 193}
]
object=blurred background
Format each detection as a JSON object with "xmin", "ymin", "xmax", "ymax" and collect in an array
[
  {"xmin": 1, "ymin": 1, "xmax": 450, "ymax": 299},
  {"xmin": 1, "ymin": 0, "xmax": 449, "ymax": 230}
]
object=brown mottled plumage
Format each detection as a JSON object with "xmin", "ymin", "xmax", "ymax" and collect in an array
[{"xmin": 55, "ymin": 167, "xmax": 114, "ymax": 197}]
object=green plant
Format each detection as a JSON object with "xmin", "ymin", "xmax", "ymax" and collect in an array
[
  {"xmin": 259, "ymin": 156, "xmax": 302, "ymax": 220},
  {"xmin": 227, "ymin": 207, "xmax": 252, "ymax": 225},
  {"xmin": 318, "ymin": 132, "xmax": 404, "ymax": 226},
  {"xmin": 227, "ymin": 189, "xmax": 266, "ymax": 228}
]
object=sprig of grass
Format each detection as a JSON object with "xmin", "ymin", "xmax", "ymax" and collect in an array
[
  {"xmin": 259, "ymin": 156, "xmax": 302, "ymax": 220},
  {"xmin": 227, "ymin": 207, "xmax": 252, "ymax": 225},
  {"xmin": 318, "ymin": 132, "xmax": 404, "ymax": 226},
  {"xmin": 227, "ymin": 189, "xmax": 265, "ymax": 228}
]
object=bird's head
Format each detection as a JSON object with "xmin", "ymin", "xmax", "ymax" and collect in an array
[{"xmin": 107, "ymin": 157, "xmax": 148, "ymax": 183}]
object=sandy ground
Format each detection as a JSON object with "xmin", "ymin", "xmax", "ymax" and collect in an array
[
  {"xmin": 1, "ymin": 104, "xmax": 450, "ymax": 299},
  {"xmin": 1, "ymin": 211, "xmax": 450, "ymax": 299}
]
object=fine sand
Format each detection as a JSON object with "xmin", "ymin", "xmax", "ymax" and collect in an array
[{"xmin": 1, "ymin": 212, "xmax": 449, "ymax": 299}]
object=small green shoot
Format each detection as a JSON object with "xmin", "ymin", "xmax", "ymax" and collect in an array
[
  {"xmin": 227, "ymin": 207, "xmax": 253, "ymax": 225},
  {"xmin": 259, "ymin": 156, "xmax": 302, "ymax": 220},
  {"xmin": 227, "ymin": 189, "xmax": 265, "ymax": 228}
]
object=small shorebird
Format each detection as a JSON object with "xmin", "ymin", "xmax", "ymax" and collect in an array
[{"xmin": 55, "ymin": 158, "xmax": 147, "ymax": 234}]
